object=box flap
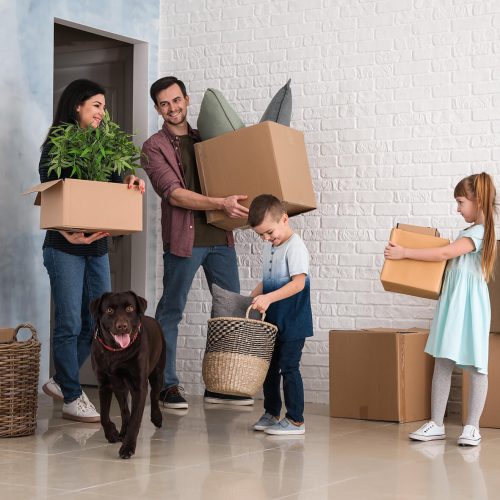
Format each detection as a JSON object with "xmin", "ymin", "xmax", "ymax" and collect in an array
[
  {"xmin": 23, "ymin": 179, "xmax": 63, "ymax": 196},
  {"xmin": 396, "ymin": 223, "xmax": 439, "ymax": 237}
]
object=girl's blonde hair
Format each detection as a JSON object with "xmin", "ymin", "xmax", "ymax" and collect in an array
[{"xmin": 454, "ymin": 172, "xmax": 497, "ymax": 282}]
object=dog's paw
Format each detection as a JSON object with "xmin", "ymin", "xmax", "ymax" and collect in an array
[
  {"xmin": 151, "ymin": 410, "xmax": 162, "ymax": 428},
  {"xmin": 119, "ymin": 444, "xmax": 135, "ymax": 459},
  {"xmin": 104, "ymin": 426, "xmax": 120, "ymax": 443}
]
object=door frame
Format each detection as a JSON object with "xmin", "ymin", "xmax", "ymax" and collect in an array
[{"xmin": 54, "ymin": 17, "xmax": 151, "ymax": 300}]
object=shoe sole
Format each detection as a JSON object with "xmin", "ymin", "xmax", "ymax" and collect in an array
[
  {"xmin": 265, "ymin": 428, "xmax": 305, "ymax": 435},
  {"xmin": 458, "ymin": 438, "xmax": 481, "ymax": 446},
  {"xmin": 204, "ymin": 397, "xmax": 254, "ymax": 406},
  {"xmin": 409, "ymin": 434, "xmax": 446, "ymax": 442},
  {"xmin": 161, "ymin": 402, "xmax": 189, "ymax": 409},
  {"xmin": 62, "ymin": 413, "xmax": 100, "ymax": 423},
  {"xmin": 253, "ymin": 424, "xmax": 274, "ymax": 431},
  {"xmin": 42, "ymin": 384, "xmax": 64, "ymax": 401}
]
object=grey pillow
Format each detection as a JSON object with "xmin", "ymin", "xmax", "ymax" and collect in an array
[
  {"xmin": 211, "ymin": 284, "xmax": 261, "ymax": 320},
  {"xmin": 259, "ymin": 79, "xmax": 292, "ymax": 126},
  {"xmin": 197, "ymin": 88, "xmax": 245, "ymax": 141}
]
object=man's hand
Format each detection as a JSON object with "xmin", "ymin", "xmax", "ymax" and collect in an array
[
  {"xmin": 124, "ymin": 175, "xmax": 146, "ymax": 194},
  {"xmin": 59, "ymin": 230, "xmax": 110, "ymax": 245},
  {"xmin": 251, "ymin": 294, "xmax": 272, "ymax": 314},
  {"xmin": 222, "ymin": 195, "xmax": 249, "ymax": 218},
  {"xmin": 384, "ymin": 241, "xmax": 405, "ymax": 260}
]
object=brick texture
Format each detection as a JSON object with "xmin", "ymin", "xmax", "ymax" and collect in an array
[{"xmin": 156, "ymin": 0, "xmax": 500, "ymax": 412}]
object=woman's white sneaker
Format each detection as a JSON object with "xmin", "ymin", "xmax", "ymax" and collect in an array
[
  {"xmin": 409, "ymin": 421, "xmax": 446, "ymax": 442},
  {"xmin": 457, "ymin": 425, "xmax": 481, "ymax": 446},
  {"xmin": 63, "ymin": 395, "xmax": 100, "ymax": 423}
]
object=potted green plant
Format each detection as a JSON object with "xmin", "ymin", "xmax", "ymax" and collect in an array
[{"xmin": 46, "ymin": 111, "xmax": 141, "ymax": 181}]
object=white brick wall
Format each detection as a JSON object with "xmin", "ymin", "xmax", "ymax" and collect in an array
[{"xmin": 156, "ymin": 0, "xmax": 500, "ymax": 408}]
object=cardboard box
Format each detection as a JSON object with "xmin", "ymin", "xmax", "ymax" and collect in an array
[
  {"xmin": 194, "ymin": 121, "xmax": 316, "ymax": 230},
  {"xmin": 462, "ymin": 333, "xmax": 500, "ymax": 428},
  {"xmin": 487, "ymin": 242, "xmax": 500, "ymax": 332},
  {"xmin": 329, "ymin": 328, "xmax": 434, "ymax": 423},
  {"xmin": 0, "ymin": 328, "xmax": 15, "ymax": 344},
  {"xmin": 380, "ymin": 224, "xmax": 450, "ymax": 300},
  {"xmin": 24, "ymin": 178, "xmax": 142, "ymax": 236}
]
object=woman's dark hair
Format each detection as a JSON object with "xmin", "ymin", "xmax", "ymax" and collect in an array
[
  {"xmin": 150, "ymin": 76, "xmax": 187, "ymax": 105},
  {"xmin": 43, "ymin": 79, "xmax": 105, "ymax": 145}
]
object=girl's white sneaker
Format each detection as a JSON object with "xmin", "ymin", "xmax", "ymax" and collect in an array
[
  {"xmin": 409, "ymin": 421, "xmax": 446, "ymax": 442},
  {"xmin": 457, "ymin": 425, "xmax": 481, "ymax": 446}
]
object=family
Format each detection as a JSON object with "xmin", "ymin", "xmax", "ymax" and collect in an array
[{"xmin": 39, "ymin": 76, "xmax": 496, "ymax": 444}]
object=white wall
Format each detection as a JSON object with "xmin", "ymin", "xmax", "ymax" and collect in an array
[
  {"xmin": 158, "ymin": 0, "xmax": 500, "ymax": 405},
  {"xmin": 0, "ymin": 0, "xmax": 160, "ymax": 387}
]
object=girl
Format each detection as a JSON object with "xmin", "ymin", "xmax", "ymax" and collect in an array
[
  {"xmin": 385, "ymin": 173, "xmax": 496, "ymax": 446},
  {"xmin": 40, "ymin": 79, "xmax": 145, "ymax": 422}
]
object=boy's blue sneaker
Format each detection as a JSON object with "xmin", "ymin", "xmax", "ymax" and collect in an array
[
  {"xmin": 253, "ymin": 412, "xmax": 279, "ymax": 431},
  {"xmin": 264, "ymin": 417, "xmax": 305, "ymax": 435}
]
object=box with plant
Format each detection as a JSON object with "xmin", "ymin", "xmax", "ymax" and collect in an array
[{"xmin": 24, "ymin": 112, "xmax": 144, "ymax": 235}]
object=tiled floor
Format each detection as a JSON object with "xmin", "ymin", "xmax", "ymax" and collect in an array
[{"xmin": 0, "ymin": 391, "xmax": 499, "ymax": 499}]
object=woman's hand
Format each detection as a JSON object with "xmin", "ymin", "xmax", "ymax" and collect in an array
[
  {"xmin": 384, "ymin": 241, "xmax": 406, "ymax": 260},
  {"xmin": 59, "ymin": 230, "xmax": 110, "ymax": 245},
  {"xmin": 251, "ymin": 294, "xmax": 272, "ymax": 314},
  {"xmin": 124, "ymin": 175, "xmax": 145, "ymax": 194}
]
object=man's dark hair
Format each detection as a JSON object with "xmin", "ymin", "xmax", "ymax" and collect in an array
[
  {"xmin": 149, "ymin": 76, "xmax": 187, "ymax": 105},
  {"xmin": 248, "ymin": 194, "xmax": 286, "ymax": 227}
]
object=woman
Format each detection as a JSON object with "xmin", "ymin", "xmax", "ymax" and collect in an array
[{"xmin": 40, "ymin": 79, "xmax": 145, "ymax": 423}]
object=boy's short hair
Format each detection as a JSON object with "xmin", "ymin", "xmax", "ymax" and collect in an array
[
  {"xmin": 150, "ymin": 76, "xmax": 187, "ymax": 106},
  {"xmin": 248, "ymin": 194, "xmax": 286, "ymax": 227}
]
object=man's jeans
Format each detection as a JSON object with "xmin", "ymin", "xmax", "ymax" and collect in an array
[
  {"xmin": 43, "ymin": 247, "xmax": 111, "ymax": 402},
  {"xmin": 156, "ymin": 246, "xmax": 240, "ymax": 389},
  {"xmin": 263, "ymin": 338, "xmax": 306, "ymax": 423}
]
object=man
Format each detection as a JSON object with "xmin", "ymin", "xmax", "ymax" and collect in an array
[{"xmin": 142, "ymin": 76, "xmax": 253, "ymax": 409}]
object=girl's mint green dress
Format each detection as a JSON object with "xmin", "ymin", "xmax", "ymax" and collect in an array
[{"xmin": 425, "ymin": 224, "xmax": 490, "ymax": 374}]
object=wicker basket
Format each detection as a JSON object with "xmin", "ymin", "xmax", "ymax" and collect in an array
[
  {"xmin": 202, "ymin": 307, "xmax": 278, "ymax": 396},
  {"xmin": 0, "ymin": 324, "xmax": 40, "ymax": 438}
]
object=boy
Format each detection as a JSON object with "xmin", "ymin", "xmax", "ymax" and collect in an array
[{"xmin": 248, "ymin": 195, "xmax": 313, "ymax": 435}]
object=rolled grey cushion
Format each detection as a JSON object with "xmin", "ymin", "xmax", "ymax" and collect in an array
[
  {"xmin": 259, "ymin": 79, "xmax": 292, "ymax": 126},
  {"xmin": 211, "ymin": 284, "xmax": 261, "ymax": 319},
  {"xmin": 197, "ymin": 88, "xmax": 245, "ymax": 141}
]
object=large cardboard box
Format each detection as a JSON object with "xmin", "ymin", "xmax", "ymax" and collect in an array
[
  {"xmin": 24, "ymin": 179, "xmax": 142, "ymax": 236},
  {"xmin": 487, "ymin": 242, "xmax": 500, "ymax": 332},
  {"xmin": 462, "ymin": 333, "xmax": 500, "ymax": 428},
  {"xmin": 380, "ymin": 224, "xmax": 450, "ymax": 300},
  {"xmin": 194, "ymin": 121, "xmax": 316, "ymax": 230},
  {"xmin": 329, "ymin": 328, "xmax": 434, "ymax": 423}
]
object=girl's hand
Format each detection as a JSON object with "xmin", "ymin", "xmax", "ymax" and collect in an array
[
  {"xmin": 251, "ymin": 294, "xmax": 272, "ymax": 314},
  {"xmin": 384, "ymin": 241, "xmax": 406, "ymax": 260},
  {"xmin": 124, "ymin": 175, "xmax": 145, "ymax": 194},
  {"xmin": 59, "ymin": 230, "xmax": 110, "ymax": 245}
]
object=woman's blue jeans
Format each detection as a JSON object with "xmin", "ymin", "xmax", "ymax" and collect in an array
[
  {"xmin": 156, "ymin": 245, "xmax": 240, "ymax": 389},
  {"xmin": 43, "ymin": 247, "xmax": 111, "ymax": 403}
]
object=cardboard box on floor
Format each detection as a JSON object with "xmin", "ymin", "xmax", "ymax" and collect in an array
[
  {"xmin": 329, "ymin": 328, "xmax": 434, "ymax": 423},
  {"xmin": 23, "ymin": 179, "xmax": 142, "ymax": 236},
  {"xmin": 487, "ymin": 241, "xmax": 500, "ymax": 332},
  {"xmin": 462, "ymin": 333, "xmax": 500, "ymax": 428},
  {"xmin": 380, "ymin": 224, "xmax": 450, "ymax": 300},
  {"xmin": 194, "ymin": 121, "xmax": 316, "ymax": 231}
]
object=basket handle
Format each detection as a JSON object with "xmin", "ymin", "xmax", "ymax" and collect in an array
[
  {"xmin": 246, "ymin": 305, "xmax": 266, "ymax": 322},
  {"xmin": 14, "ymin": 323, "xmax": 38, "ymax": 342}
]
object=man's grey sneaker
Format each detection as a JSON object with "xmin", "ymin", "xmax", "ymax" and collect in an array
[
  {"xmin": 204, "ymin": 390, "xmax": 254, "ymax": 406},
  {"xmin": 160, "ymin": 386, "xmax": 188, "ymax": 409},
  {"xmin": 264, "ymin": 417, "xmax": 305, "ymax": 435},
  {"xmin": 409, "ymin": 421, "xmax": 446, "ymax": 442},
  {"xmin": 62, "ymin": 394, "xmax": 100, "ymax": 423},
  {"xmin": 253, "ymin": 412, "xmax": 279, "ymax": 431},
  {"xmin": 42, "ymin": 377, "xmax": 64, "ymax": 401},
  {"xmin": 458, "ymin": 425, "xmax": 481, "ymax": 446}
]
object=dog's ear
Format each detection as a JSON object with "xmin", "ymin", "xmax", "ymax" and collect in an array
[
  {"xmin": 128, "ymin": 291, "xmax": 147, "ymax": 315},
  {"xmin": 90, "ymin": 292, "xmax": 110, "ymax": 319}
]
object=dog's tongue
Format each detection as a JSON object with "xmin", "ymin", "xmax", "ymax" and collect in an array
[{"xmin": 113, "ymin": 333, "xmax": 131, "ymax": 348}]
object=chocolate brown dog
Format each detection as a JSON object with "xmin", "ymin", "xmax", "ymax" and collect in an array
[{"xmin": 90, "ymin": 291, "xmax": 166, "ymax": 459}]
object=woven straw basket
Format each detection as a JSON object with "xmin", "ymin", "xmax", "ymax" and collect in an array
[
  {"xmin": 0, "ymin": 324, "xmax": 40, "ymax": 438},
  {"xmin": 202, "ymin": 307, "xmax": 278, "ymax": 397}
]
